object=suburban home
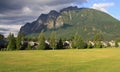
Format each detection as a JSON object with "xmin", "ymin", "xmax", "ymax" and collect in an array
[
  {"xmin": 64, "ymin": 41, "xmax": 72, "ymax": 49},
  {"xmin": 109, "ymin": 40, "xmax": 115, "ymax": 47}
]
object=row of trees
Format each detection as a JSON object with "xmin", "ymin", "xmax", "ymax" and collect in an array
[
  {"xmin": 37, "ymin": 31, "xmax": 103, "ymax": 50},
  {"xmin": 36, "ymin": 31, "xmax": 120, "ymax": 49},
  {"xmin": 1, "ymin": 31, "xmax": 119, "ymax": 51},
  {"xmin": 38, "ymin": 31, "xmax": 65, "ymax": 50},
  {"xmin": 6, "ymin": 33, "xmax": 24, "ymax": 50},
  {"xmin": 0, "ymin": 31, "xmax": 65, "ymax": 50},
  {"xmin": 0, "ymin": 33, "xmax": 29, "ymax": 50},
  {"xmin": 1, "ymin": 31, "xmax": 88, "ymax": 50}
]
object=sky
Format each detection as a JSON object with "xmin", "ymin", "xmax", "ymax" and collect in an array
[{"xmin": 0, "ymin": 0, "xmax": 120, "ymax": 37}]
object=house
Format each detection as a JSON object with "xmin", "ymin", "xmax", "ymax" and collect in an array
[
  {"xmin": 109, "ymin": 40, "xmax": 115, "ymax": 47},
  {"xmin": 88, "ymin": 41, "xmax": 95, "ymax": 46},
  {"xmin": 21, "ymin": 41, "xmax": 28, "ymax": 50},
  {"xmin": 45, "ymin": 40, "xmax": 51, "ymax": 50},
  {"xmin": 64, "ymin": 41, "xmax": 72, "ymax": 49},
  {"xmin": 101, "ymin": 41, "xmax": 108, "ymax": 47},
  {"xmin": 29, "ymin": 41, "xmax": 38, "ymax": 50},
  {"xmin": 117, "ymin": 42, "xmax": 120, "ymax": 47}
]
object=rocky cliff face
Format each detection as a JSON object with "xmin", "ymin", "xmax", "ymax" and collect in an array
[
  {"xmin": 20, "ymin": 6, "xmax": 80, "ymax": 35},
  {"xmin": 20, "ymin": 10, "xmax": 63, "ymax": 35}
]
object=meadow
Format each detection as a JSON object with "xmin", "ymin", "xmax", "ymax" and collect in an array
[{"xmin": 1, "ymin": 48, "xmax": 120, "ymax": 72}]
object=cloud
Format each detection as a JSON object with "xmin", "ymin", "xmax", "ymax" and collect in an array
[
  {"xmin": 0, "ymin": 0, "xmax": 88, "ymax": 16},
  {"xmin": 0, "ymin": 24, "xmax": 22, "ymax": 37},
  {"xmin": 22, "ymin": 7, "xmax": 32, "ymax": 14},
  {"xmin": 91, "ymin": 3, "xmax": 114, "ymax": 12},
  {"xmin": 0, "ymin": 0, "xmax": 88, "ymax": 36}
]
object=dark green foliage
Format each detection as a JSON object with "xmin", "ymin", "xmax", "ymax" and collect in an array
[
  {"xmin": 45, "ymin": 43, "xmax": 51, "ymax": 50},
  {"xmin": 27, "ymin": 43, "xmax": 31, "ymax": 50},
  {"xmin": 56, "ymin": 38, "xmax": 64, "ymax": 49},
  {"xmin": 115, "ymin": 40, "xmax": 119, "ymax": 48},
  {"xmin": 49, "ymin": 31, "xmax": 56, "ymax": 50},
  {"xmin": 87, "ymin": 43, "xmax": 93, "ymax": 49},
  {"xmin": 115, "ymin": 38, "xmax": 120, "ymax": 42},
  {"xmin": 94, "ymin": 34, "xmax": 103, "ymax": 41},
  {"xmin": 72, "ymin": 32, "xmax": 79, "ymax": 48},
  {"xmin": 16, "ymin": 33, "xmax": 22, "ymax": 50},
  {"xmin": 37, "ymin": 31, "xmax": 46, "ymax": 50},
  {"xmin": 83, "ymin": 42, "xmax": 88, "ymax": 49},
  {"xmin": 93, "ymin": 34, "xmax": 103, "ymax": 48},
  {"xmin": 0, "ymin": 34, "xmax": 4, "ymax": 40},
  {"xmin": 72, "ymin": 33, "xmax": 87, "ymax": 49},
  {"xmin": 77, "ymin": 38, "xmax": 87, "ymax": 49},
  {"xmin": 95, "ymin": 41, "xmax": 103, "ymax": 48},
  {"xmin": 115, "ymin": 38, "xmax": 120, "ymax": 48},
  {"xmin": 0, "ymin": 34, "xmax": 7, "ymax": 50},
  {"xmin": 7, "ymin": 33, "xmax": 16, "ymax": 50}
]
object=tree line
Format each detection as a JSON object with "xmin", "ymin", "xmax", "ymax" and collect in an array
[{"xmin": 0, "ymin": 31, "xmax": 120, "ymax": 51}]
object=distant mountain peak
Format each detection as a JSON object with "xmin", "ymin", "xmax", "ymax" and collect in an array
[
  {"xmin": 49, "ymin": 10, "xmax": 59, "ymax": 15},
  {"xmin": 60, "ymin": 6, "xmax": 78, "ymax": 12},
  {"xmin": 20, "ymin": 6, "xmax": 120, "ymax": 40}
]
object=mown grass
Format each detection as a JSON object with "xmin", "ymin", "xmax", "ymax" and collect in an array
[{"xmin": 0, "ymin": 48, "xmax": 120, "ymax": 72}]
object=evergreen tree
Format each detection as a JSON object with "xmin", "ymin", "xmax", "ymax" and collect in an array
[
  {"xmin": 27, "ymin": 43, "xmax": 31, "ymax": 50},
  {"xmin": 115, "ymin": 40, "xmax": 119, "ymax": 48},
  {"xmin": 72, "ymin": 32, "xmax": 79, "ymax": 48},
  {"xmin": 49, "ymin": 31, "xmax": 56, "ymax": 50},
  {"xmin": 94, "ymin": 33, "xmax": 103, "ymax": 41},
  {"xmin": 72, "ymin": 32, "xmax": 86, "ymax": 49},
  {"xmin": 93, "ymin": 33, "xmax": 103, "ymax": 48},
  {"xmin": 0, "ymin": 34, "xmax": 4, "ymax": 40},
  {"xmin": 7, "ymin": 33, "xmax": 16, "ymax": 50},
  {"xmin": 37, "ymin": 31, "xmax": 46, "ymax": 50},
  {"xmin": 77, "ymin": 36, "xmax": 86, "ymax": 49},
  {"xmin": 16, "ymin": 33, "xmax": 22, "ymax": 50},
  {"xmin": 21, "ymin": 33, "xmax": 25, "ymax": 41},
  {"xmin": 95, "ymin": 41, "xmax": 103, "ymax": 48},
  {"xmin": 56, "ymin": 38, "xmax": 64, "ymax": 49},
  {"xmin": 87, "ymin": 43, "xmax": 93, "ymax": 49},
  {"xmin": 0, "ymin": 34, "xmax": 6, "ymax": 50}
]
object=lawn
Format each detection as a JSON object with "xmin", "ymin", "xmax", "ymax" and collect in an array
[{"xmin": 0, "ymin": 48, "xmax": 120, "ymax": 72}]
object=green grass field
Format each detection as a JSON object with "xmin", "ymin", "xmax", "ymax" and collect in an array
[{"xmin": 1, "ymin": 48, "xmax": 120, "ymax": 72}]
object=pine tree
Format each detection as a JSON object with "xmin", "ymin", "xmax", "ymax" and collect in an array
[
  {"xmin": 77, "ymin": 36, "xmax": 86, "ymax": 49},
  {"xmin": 88, "ymin": 43, "xmax": 93, "ymax": 49},
  {"xmin": 115, "ymin": 40, "xmax": 119, "ymax": 48},
  {"xmin": 56, "ymin": 38, "xmax": 64, "ymax": 49},
  {"xmin": 94, "ymin": 33, "xmax": 103, "ymax": 41},
  {"xmin": 49, "ymin": 31, "xmax": 56, "ymax": 50},
  {"xmin": 16, "ymin": 33, "xmax": 22, "ymax": 50},
  {"xmin": 95, "ymin": 41, "xmax": 103, "ymax": 48},
  {"xmin": 72, "ymin": 32, "xmax": 86, "ymax": 49},
  {"xmin": 0, "ymin": 34, "xmax": 4, "ymax": 40},
  {"xmin": 72, "ymin": 32, "xmax": 84, "ymax": 49},
  {"xmin": 27, "ymin": 43, "xmax": 31, "ymax": 50},
  {"xmin": 94, "ymin": 33, "xmax": 103, "ymax": 48},
  {"xmin": 72, "ymin": 32, "xmax": 79, "ymax": 48},
  {"xmin": 37, "ymin": 31, "xmax": 46, "ymax": 50},
  {"xmin": 7, "ymin": 33, "xmax": 16, "ymax": 50}
]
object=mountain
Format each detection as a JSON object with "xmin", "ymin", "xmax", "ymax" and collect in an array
[{"xmin": 19, "ymin": 6, "xmax": 120, "ymax": 40}]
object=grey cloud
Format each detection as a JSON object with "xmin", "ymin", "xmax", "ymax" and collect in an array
[
  {"xmin": 0, "ymin": 0, "xmax": 88, "ymax": 36},
  {"xmin": 0, "ymin": 0, "xmax": 88, "ymax": 13},
  {"xmin": 46, "ymin": 0, "xmax": 88, "ymax": 6},
  {"xmin": 0, "ymin": 0, "xmax": 88, "ymax": 24},
  {"xmin": 0, "ymin": 0, "xmax": 22, "ymax": 13}
]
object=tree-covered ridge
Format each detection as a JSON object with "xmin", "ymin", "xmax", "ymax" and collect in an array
[{"xmin": 20, "ymin": 6, "xmax": 120, "ymax": 40}]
